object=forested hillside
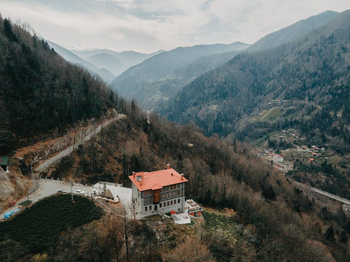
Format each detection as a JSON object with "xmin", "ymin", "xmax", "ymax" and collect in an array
[
  {"xmin": 33, "ymin": 103, "xmax": 350, "ymax": 261},
  {"xmin": 159, "ymin": 10, "xmax": 350, "ymax": 152},
  {"xmin": 47, "ymin": 41, "xmax": 116, "ymax": 83},
  {"xmin": 1, "ymin": 13, "xmax": 350, "ymax": 262},
  {"xmin": 111, "ymin": 42, "xmax": 249, "ymax": 109},
  {"xmin": 0, "ymin": 17, "xmax": 116, "ymax": 154}
]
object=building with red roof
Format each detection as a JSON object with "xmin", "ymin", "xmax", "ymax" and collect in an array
[{"xmin": 129, "ymin": 164, "xmax": 188, "ymax": 218}]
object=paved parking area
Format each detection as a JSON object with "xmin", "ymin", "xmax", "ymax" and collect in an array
[
  {"xmin": 1, "ymin": 179, "xmax": 132, "ymax": 220},
  {"xmin": 93, "ymin": 182, "xmax": 132, "ymax": 211}
]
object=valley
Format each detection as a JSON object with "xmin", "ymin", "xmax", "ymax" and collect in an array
[{"xmin": 1, "ymin": 5, "xmax": 350, "ymax": 262}]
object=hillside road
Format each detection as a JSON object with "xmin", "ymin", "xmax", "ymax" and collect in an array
[
  {"xmin": 295, "ymin": 181, "xmax": 350, "ymax": 206},
  {"xmin": 35, "ymin": 114, "xmax": 125, "ymax": 173}
]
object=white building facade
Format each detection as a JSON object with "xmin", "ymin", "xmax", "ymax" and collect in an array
[{"xmin": 130, "ymin": 165, "xmax": 188, "ymax": 218}]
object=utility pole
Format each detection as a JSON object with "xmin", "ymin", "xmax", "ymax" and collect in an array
[
  {"xmin": 123, "ymin": 209, "xmax": 129, "ymax": 262},
  {"xmin": 71, "ymin": 182, "xmax": 74, "ymax": 202},
  {"xmin": 30, "ymin": 161, "xmax": 34, "ymax": 180}
]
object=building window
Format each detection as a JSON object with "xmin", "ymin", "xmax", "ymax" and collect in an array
[
  {"xmin": 171, "ymin": 200, "xmax": 173, "ymax": 205},
  {"xmin": 178, "ymin": 199, "xmax": 180, "ymax": 203},
  {"xmin": 160, "ymin": 203, "xmax": 162, "ymax": 208},
  {"xmin": 167, "ymin": 201, "xmax": 169, "ymax": 206},
  {"xmin": 164, "ymin": 202, "xmax": 166, "ymax": 207},
  {"xmin": 150, "ymin": 205, "xmax": 152, "ymax": 211},
  {"xmin": 145, "ymin": 207, "xmax": 147, "ymax": 212}
]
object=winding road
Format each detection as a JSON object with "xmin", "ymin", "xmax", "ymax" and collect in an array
[{"xmin": 35, "ymin": 114, "xmax": 126, "ymax": 173}]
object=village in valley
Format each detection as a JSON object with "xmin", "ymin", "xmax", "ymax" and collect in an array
[
  {"xmin": 256, "ymin": 125, "xmax": 350, "ymax": 199},
  {"xmin": 258, "ymin": 129, "xmax": 327, "ymax": 174}
]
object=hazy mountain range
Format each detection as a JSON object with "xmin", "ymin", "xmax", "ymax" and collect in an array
[
  {"xmin": 72, "ymin": 48, "xmax": 164, "ymax": 77},
  {"xmin": 110, "ymin": 11, "xmax": 338, "ymax": 110},
  {"xmin": 111, "ymin": 42, "xmax": 250, "ymax": 109},
  {"xmin": 47, "ymin": 41, "xmax": 163, "ymax": 83}
]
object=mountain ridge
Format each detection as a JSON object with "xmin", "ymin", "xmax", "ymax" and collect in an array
[
  {"xmin": 111, "ymin": 41, "xmax": 250, "ymax": 109},
  {"xmin": 158, "ymin": 9, "xmax": 350, "ymax": 142},
  {"xmin": 247, "ymin": 10, "xmax": 338, "ymax": 52}
]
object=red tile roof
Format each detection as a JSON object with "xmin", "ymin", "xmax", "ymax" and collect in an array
[{"xmin": 129, "ymin": 168, "xmax": 188, "ymax": 191}]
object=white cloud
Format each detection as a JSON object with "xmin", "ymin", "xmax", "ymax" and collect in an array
[{"xmin": 0, "ymin": 0, "xmax": 348, "ymax": 52}]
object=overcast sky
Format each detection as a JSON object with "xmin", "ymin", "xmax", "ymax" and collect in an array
[{"xmin": 0, "ymin": 0, "xmax": 349, "ymax": 53}]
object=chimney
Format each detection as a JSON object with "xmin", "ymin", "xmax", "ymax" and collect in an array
[
  {"xmin": 167, "ymin": 164, "xmax": 170, "ymax": 169},
  {"xmin": 181, "ymin": 174, "xmax": 184, "ymax": 181},
  {"xmin": 133, "ymin": 172, "xmax": 135, "ymax": 178}
]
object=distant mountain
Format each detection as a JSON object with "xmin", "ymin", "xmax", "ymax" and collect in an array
[
  {"xmin": 86, "ymin": 53, "xmax": 125, "ymax": 76},
  {"xmin": 72, "ymin": 49, "xmax": 163, "ymax": 77},
  {"xmin": 247, "ymin": 10, "xmax": 338, "ymax": 52},
  {"xmin": 111, "ymin": 42, "xmax": 250, "ymax": 109},
  {"xmin": 158, "ymin": 10, "xmax": 350, "ymax": 151},
  {"xmin": 47, "ymin": 41, "xmax": 115, "ymax": 83},
  {"xmin": 96, "ymin": 68, "xmax": 116, "ymax": 83},
  {"xmin": 47, "ymin": 41, "xmax": 99, "ymax": 72}
]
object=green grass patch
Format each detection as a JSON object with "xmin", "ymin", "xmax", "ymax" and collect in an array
[
  {"xmin": 262, "ymin": 107, "xmax": 281, "ymax": 122},
  {"xmin": 0, "ymin": 194, "xmax": 103, "ymax": 255},
  {"xmin": 250, "ymin": 107, "xmax": 282, "ymax": 123}
]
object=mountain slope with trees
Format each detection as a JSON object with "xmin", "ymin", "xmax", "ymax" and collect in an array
[
  {"xmin": 158, "ymin": 10, "xmax": 350, "ymax": 149},
  {"xmin": 111, "ymin": 42, "xmax": 249, "ymax": 109},
  {"xmin": 0, "ymin": 17, "xmax": 116, "ymax": 154},
  {"xmin": 247, "ymin": 10, "xmax": 338, "ymax": 52},
  {"xmin": 21, "ymin": 102, "xmax": 349, "ymax": 261},
  {"xmin": 47, "ymin": 41, "xmax": 116, "ymax": 83}
]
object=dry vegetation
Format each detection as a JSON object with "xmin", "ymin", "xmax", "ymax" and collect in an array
[{"xmin": 32, "ymin": 104, "xmax": 350, "ymax": 261}]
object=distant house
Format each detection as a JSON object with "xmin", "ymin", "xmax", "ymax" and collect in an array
[
  {"xmin": 301, "ymin": 145, "xmax": 308, "ymax": 150},
  {"xmin": 129, "ymin": 164, "xmax": 188, "ymax": 218},
  {"xmin": 273, "ymin": 154, "xmax": 284, "ymax": 162},
  {"xmin": 273, "ymin": 163, "xmax": 284, "ymax": 172}
]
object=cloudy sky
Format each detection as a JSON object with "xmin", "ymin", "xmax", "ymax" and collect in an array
[{"xmin": 0, "ymin": 0, "xmax": 349, "ymax": 53}]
